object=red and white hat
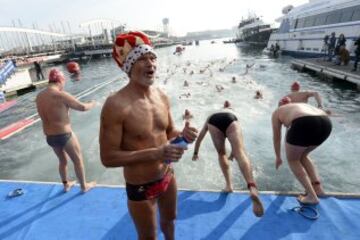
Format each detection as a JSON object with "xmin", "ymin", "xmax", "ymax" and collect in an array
[{"xmin": 112, "ymin": 31, "xmax": 156, "ymax": 74}]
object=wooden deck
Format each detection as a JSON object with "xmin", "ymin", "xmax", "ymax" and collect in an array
[{"xmin": 291, "ymin": 58, "xmax": 360, "ymax": 89}]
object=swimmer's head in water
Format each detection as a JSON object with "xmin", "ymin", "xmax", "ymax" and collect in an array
[
  {"xmin": 112, "ymin": 31, "xmax": 157, "ymax": 74},
  {"xmin": 278, "ymin": 96, "xmax": 291, "ymax": 106},
  {"xmin": 224, "ymin": 100, "xmax": 231, "ymax": 108},
  {"xmin": 48, "ymin": 69, "xmax": 65, "ymax": 83},
  {"xmin": 291, "ymin": 81, "xmax": 300, "ymax": 91}
]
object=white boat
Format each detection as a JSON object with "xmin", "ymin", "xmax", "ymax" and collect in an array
[
  {"xmin": 266, "ymin": 0, "xmax": 360, "ymax": 58},
  {"xmin": 236, "ymin": 15, "xmax": 273, "ymax": 47}
]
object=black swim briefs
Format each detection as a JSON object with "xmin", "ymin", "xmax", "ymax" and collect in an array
[
  {"xmin": 46, "ymin": 132, "xmax": 72, "ymax": 149},
  {"xmin": 286, "ymin": 115, "xmax": 332, "ymax": 147},
  {"xmin": 208, "ymin": 112, "xmax": 238, "ymax": 135}
]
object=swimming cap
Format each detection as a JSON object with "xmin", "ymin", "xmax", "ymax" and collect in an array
[
  {"xmin": 291, "ymin": 81, "xmax": 300, "ymax": 91},
  {"xmin": 112, "ymin": 31, "xmax": 157, "ymax": 74},
  {"xmin": 48, "ymin": 69, "xmax": 65, "ymax": 83},
  {"xmin": 278, "ymin": 96, "xmax": 291, "ymax": 106},
  {"xmin": 224, "ymin": 100, "xmax": 231, "ymax": 108},
  {"xmin": 66, "ymin": 61, "xmax": 80, "ymax": 74}
]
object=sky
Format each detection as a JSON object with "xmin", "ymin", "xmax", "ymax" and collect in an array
[{"xmin": 0, "ymin": 0, "xmax": 309, "ymax": 36}]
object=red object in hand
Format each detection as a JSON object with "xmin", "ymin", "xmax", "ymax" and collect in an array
[{"xmin": 66, "ymin": 61, "xmax": 80, "ymax": 74}]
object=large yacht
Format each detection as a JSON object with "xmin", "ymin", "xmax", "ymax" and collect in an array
[
  {"xmin": 266, "ymin": 0, "xmax": 360, "ymax": 57},
  {"xmin": 236, "ymin": 15, "xmax": 273, "ymax": 47}
]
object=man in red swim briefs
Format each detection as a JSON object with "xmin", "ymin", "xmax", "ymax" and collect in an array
[{"xmin": 99, "ymin": 31, "xmax": 198, "ymax": 240}]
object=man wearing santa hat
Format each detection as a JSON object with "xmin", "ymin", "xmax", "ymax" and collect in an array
[{"xmin": 99, "ymin": 31, "xmax": 198, "ymax": 240}]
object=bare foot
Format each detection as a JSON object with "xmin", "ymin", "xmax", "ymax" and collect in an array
[
  {"xmin": 222, "ymin": 186, "xmax": 234, "ymax": 193},
  {"xmin": 63, "ymin": 181, "xmax": 76, "ymax": 192},
  {"xmin": 297, "ymin": 194, "xmax": 319, "ymax": 205},
  {"xmin": 81, "ymin": 181, "xmax": 96, "ymax": 193},
  {"xmin": 249, "ymin": 187, "xmax": 264, "ymax": 217},
  {"xmin": 313, "ymin": 185, "xmax": 326, "ymax": 197}
]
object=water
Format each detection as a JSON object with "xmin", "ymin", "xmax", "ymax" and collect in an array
[{"xmin": 1, "ymin": 40, "xmax": 359, "ymax": 193}]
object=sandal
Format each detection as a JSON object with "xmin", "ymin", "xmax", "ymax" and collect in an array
[{"xmin": 7, "ymin": 188, "xmax": 24, "ymax": 198}]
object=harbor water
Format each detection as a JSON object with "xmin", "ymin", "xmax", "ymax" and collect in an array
[{"xmin": 1, "ymin": 40, "xmax": 359, "ymax": 193}]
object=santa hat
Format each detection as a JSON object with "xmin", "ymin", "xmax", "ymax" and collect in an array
[
  {"xmin": 48, "ymin": 69, "xmax": 65, "ymax": 83},
  {"xmin": 112, "ymin": 31, "xmax": 157, "ymax": 74}
]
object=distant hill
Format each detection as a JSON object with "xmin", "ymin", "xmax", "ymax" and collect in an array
[{"xmin": 180, "ymin": 28, "xmax": 236, "ymax": 41}]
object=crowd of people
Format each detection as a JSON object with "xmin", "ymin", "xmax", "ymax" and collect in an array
[
  {"xmin": 35, "ymin": 31, "xmax": 334, "ymax": 240},
  {"xmin": 323, "ymin": 32, "xmax": 360, "ymax": 70}
]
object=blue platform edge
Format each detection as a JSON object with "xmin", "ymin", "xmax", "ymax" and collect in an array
[{"xmin": 0, "ymin": 181, "xmax": 359, "ymax": 240}]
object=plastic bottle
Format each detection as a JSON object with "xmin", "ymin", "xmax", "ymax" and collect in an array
[{"xmin": 165, "ymin": 136, "xmax": 189, "ymax": 164}]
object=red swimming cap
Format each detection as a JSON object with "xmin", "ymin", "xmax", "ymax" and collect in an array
[
  {"xmin": 291, "ymin": 81, "xmax": 300, "ymax": 91},
  {"xmin": 48, "ymin": 69, "xmax": 65, "ymax": 83},
  {"xmin": 112, "ymin": 31, "xmax": 156, "ymax": 73},
  {"xmin": 278, "ymin": 96, "xmax": 291, "ymax": 106},
  {"xmin": 66, "ymin": 61, "xmax": 80, "ymax": 74}
]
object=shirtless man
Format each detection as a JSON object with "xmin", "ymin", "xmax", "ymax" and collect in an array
[
  {"xmin": 192, "ymin": 100, "xmax": 264, "ymax": 217},
  {"xmin": 100, "ymin": 32, "xmax": 197, "ymax": 240},
  {"xmin": 36, "ymin": 69, "xmax": 96, "ymax": 193},
  {"xmin": 272, "ymin": 97, "xmax": 332, "ymax": 205},
  {"xmin": 286, "ymin": 81, "xmax": 324, "ymax": 108}
]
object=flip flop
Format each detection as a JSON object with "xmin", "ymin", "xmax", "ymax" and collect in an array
[{"xmin": 7, "ymin": 188, "xmax": 24, "ymax": 198}]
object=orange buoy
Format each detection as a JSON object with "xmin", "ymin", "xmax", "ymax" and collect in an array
[{"xmin": 66, "ymin": 61, "xmax": 80, "ymax": 74}]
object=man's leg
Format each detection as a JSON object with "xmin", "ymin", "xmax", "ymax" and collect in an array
[
  {"xmin": 208, "ymin": 125, "xmax": 233, "ymax": 192},
  {"xmin": 158, "ymin": 176, "xmax": 177, "ymax": 240},
  {"xmin": 226, "ymin": 122, "xmax": 263, "ymax": 217},
  {"xmin": 51, "ymin": 147, "xmax": 76, "ymax": 192},
  {"xmin": 353, "ymin": 55, "xmax": 359, "ymax": 71},
  {"xmin": 63, "ymin": 133, "xmax": 95, "ymax": 192},
  {"xmin": 285, "ymin": 143, "xmax": 319, "ymax": 204},
  {"xmin": 128, "ymin": 199, "xmax": 157, "ymax": 240},
  {"xmin": 300, "ymin": 147, "xmax": 325, "ymax": 196}
]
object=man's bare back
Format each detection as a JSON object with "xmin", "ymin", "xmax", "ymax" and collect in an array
[
  {"xmin": 36, "ymin": 87, "xmax": 72, "ymax": 135},
  {"xmin": 275, "ymin": 103, "xmax": 327, "ymax": 127}
]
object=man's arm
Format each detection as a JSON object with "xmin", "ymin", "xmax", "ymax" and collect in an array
[
  {"xmin": 307, "ymin": 91, "xmax": 323, "ymax": 108},
  {"xmin": 272, "ymin": 111, "xmax": 283, "ymax": 169},
  {"xmin": 61, "ymin": 92, "xmax": 95, "ymax": 111},
  {"xmin": 192, "ymin": 121, "xmax": 208, "ymax": 160}
]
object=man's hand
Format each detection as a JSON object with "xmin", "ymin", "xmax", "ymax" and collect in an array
[
  {"xmin": 182, "ymin": 121, "xmax": 198, "ymax": 143},
  {"xmin": 161, "ymin": 144, "xmax": 185, "ymax": 163},
  {"xmin": 275, "ymin": 156, "xmax": 283, "ymax": 170}
]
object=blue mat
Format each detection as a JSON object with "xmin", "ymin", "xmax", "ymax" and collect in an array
[{"xmin": 0, "ymin": 181, "xmax": 359, "ymax": 240}]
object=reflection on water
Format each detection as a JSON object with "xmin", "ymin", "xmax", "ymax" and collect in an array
[{"xmin": 1, "ymin": 39, "xmax": 359, "ymax": 193}]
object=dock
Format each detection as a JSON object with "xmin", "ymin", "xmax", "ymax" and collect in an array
[
  {"xmin": 291, "ymin": 58, "xmax": 360, "ymax": 89},
  {"xmin": 1, "ymin": 180, "xmax": 360, "ymax": 240}
]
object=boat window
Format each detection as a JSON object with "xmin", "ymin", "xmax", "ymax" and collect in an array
[
  {"xmin": 325, "ymin": 10, "xmax": 342, "ymax": 25},
  {"xmin": 340, "ymin": 7, "xmax": 354, "ymax": 22},
  {"xmin": 352, "ymin": 8, "xmax": 360, "ymax": 21},
  {"xmin": 304, "ymin": 16, "xmax": 316, "ymax": 27},
  {"xmin": 314, "ymin": 13, "xmax": 327, "ymax": 26},
  {"xmin": 296, "ymin": 18, "xmax": 305, "ymax": 28}
]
